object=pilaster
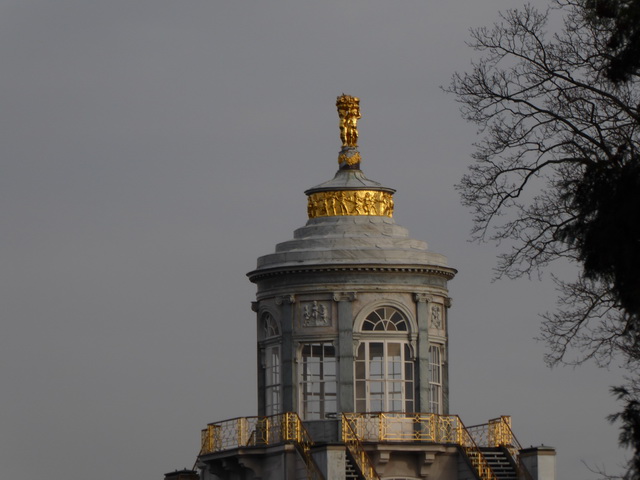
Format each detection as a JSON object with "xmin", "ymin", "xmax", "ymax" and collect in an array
[
  {"xmin": 333, "ymin": 291, "xmax": 357, "ymax": 412},
  {"xmin": 276, "ymin": 294, "xmax": 296, "ymax": 412},
  {"xmin": 414, "ymin": 293, "xmax": 432, "ymax": 412},
  {"xmin": 443, "ymin": 297, "xmax": 452, "ymax": 414}
]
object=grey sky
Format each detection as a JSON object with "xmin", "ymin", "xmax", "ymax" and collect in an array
[{"xmin": 0, "ymin": 1, "xmax": 627, "ymax": 479}]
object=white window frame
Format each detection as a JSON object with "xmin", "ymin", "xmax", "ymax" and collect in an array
[
  {"xmin": 299, "ymin": 342, "xmax": 337, "ymax": 420},
  {"xmin": 260, "ymin": 312, "xmax": 282, "ymax": 416},
  {"xmin": 354, "ymin": 306, "xmax": 415, "ymax": 413},
  {"xmin": 428, "ymin": 343, "xmax": 443, "ymax": 414},
  {"xmin": 264, "ymin": 344, "xmax": 281, "ymax": 416}
]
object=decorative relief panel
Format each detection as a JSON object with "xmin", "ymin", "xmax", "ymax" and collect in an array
[
  {"xmin": 307, "ymin": 190, "xmax": 394, "ymax": 219},
  {"xmin": 431, "ymin": 304, "xmax": 442, "ymax": 328},
  {"xmin": 301, "ymin": 300, "xmax": 330, "ymax": 327}
]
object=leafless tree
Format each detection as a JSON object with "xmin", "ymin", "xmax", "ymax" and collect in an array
[
  {"xmin": 447, "ymin": 4, "xmax": 640, "ymax": 474},
  {"xmin": 446, "ymin": 0, "xmax": 640, "ymax": 367}
]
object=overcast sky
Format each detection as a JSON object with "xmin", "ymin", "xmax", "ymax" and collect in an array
[{"xmin": 0, "ymin": 1, "xmax": 629, "ymax": 479}]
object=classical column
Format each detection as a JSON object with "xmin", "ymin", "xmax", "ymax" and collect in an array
[
  {"xmin": 333, "ymin": 291, "xmax": 357, "ymax": 412},
  {"xmin": 276, "ymin": 294, "xmax": 296, "ymax": 412},
  {"xmin": 443, "ymin": 297, "xmax": 452, "ymax": 414},
  {"xmin": 414, "ymin": 293, "xmax": 432, "ymax": 413}
]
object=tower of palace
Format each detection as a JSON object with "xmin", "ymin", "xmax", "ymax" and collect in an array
[{"xmin": 167, "ymin": 96, "xmax": 556, "ymax": 480}]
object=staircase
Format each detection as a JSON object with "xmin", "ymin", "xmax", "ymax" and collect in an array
[
  {"xmin": 345, "ymin": 453, "xmax": 361, "ymax": 479},
  {"xmin": 479, "ymin": 448, "xmax": 517, "ymax": 480}
]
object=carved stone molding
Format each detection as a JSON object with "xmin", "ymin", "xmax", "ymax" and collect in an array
[
  {"xmin": 420, "ymin": 452, "xmax": 437, "ymax": 478},
  {"xmin": 333, "ymin": 291, "xmax": 357, "ymax": 302},
  {"xmin": 275, "ymin": 294, "xmax": 296, "ymax": 305},
  {"xmin": 251, "ymin": 301, "xmax": 259, "ymax": 312},
  {"xmin": 414, "ymin": 293, "xmax": 434, "ymax": 303}
]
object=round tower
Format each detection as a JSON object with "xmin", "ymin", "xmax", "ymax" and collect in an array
[{"xmin": 247, "ymin": 95, "xmax": 456, "ymax": 421}]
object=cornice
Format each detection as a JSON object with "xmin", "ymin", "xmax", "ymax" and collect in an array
[{"xmin": 247, "ymin": 264, "xmax": 457, "ymax": 283}]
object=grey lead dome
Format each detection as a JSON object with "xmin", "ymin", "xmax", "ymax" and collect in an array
[{"xmin": 253, "ymin": 215, "xmax": 452, "ymax": 271}]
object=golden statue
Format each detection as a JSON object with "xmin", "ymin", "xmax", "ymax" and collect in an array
[{"xmin": 336, "ymin": 94, "xmax": 361, "ymax": 148}]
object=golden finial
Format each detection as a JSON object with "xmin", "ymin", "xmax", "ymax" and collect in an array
[{"xmin": 336, "ymin": 94, "xmax": 361, "ymax": 148}]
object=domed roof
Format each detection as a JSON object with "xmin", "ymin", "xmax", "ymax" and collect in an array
[
  {"xmin": 253, "ymin": 215, "xmax": 451, "ymax": 272},
  {"xmin": 247, "ymin": 95, "xmax": 455, "ymax": 281}
]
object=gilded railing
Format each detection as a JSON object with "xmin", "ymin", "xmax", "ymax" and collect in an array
[
  {"xmin": 199, "ymin": 413, "xmax": 531, "ymax": 480},
  {"xmin": 472, "ymin": 417, "xmax": 535, "ymax": 480},
  {"xmin": 290, "ymin": 413, "xmax": 325, "ymax": 480},
  {"xmin": 456, "ymin": 419, "xmax": 498, "ymax": 480},
  {"xmin": 467, "ymin": 416, "xmax": 514, "ymax": 448},
  {"xmin": 467, "ymin": 416, "xmax": 534, "ymax": 480},
  {"xmin": 341, "ymin": 413, "xmax": 496, "ymax": 480},
  {"xmin": 199, "ymin": 413, "xmax": 323, "ymax": 480},
  {"xmin": 342, "ymin": 414, "xmax": 381, "ymax": 480}
]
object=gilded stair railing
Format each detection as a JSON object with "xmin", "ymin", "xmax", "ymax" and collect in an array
[
  {"xmin": 341, "ymin": 414, "xmax": 381, "ymax": 480},
  {"xmin": 454, "ymin": 417, "xmax": 498, "ymax": 480},
  {"xmin": 490, "ymin": 417, "xmax": 534, "ymax": 480},
  {"xmin": 199, "ymin": 413, "xmax": 324, "ymax": 480},
  {"xmin": 341, "ymin": 413, "xmax": 497, "ymax": 480},
  {"xmin": 283, "ymin": 412, "xmax": 325, "ymax": 480},
  {"xmin": 467, "ymin": 416, "xmax": 534, "ymax": 480}
]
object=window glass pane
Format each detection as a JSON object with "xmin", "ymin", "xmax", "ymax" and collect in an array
[
  {"xmin": 325, "ymin": 398, "xmax": 336, "ymax": 414},
  {"xmin": 370, "ymin": 342, "xmax": 384, "ymax": 379},
  {"xmin": 405, "ymin": 362, "xmax": 413, "ymax": 381},
  {"xmin": 371, "ymin": 398, "xmax": 383, "ymax": 412},
  {"xmin": 370, "ymin": 342, "xmax": 384, "ymax": 358},
  {"xmin": 388, "ymin": 342, "xmax": 401, "ymax": 358},
  {"xmin": 325, "ymin": 381, "xmax": 336, "ymax": 394},
  {"xmin": 405, "ymin": 399, "xmax": 414, "ymax": 412},
  {"xmin": 324, "ymin": 359, "xmax": 336, "ymax": 377},
  {"xmin": 370, "ymin": 382, "xmax": 384, "ymax": 394},
  {"xmin": 405, "ymin": 381, "xmax": 414, "ymax": 400},
  {"xmin": 356, "ymin": 380, "xmax": 366, "ymax": 399},
  {"xmin": 390, "ymin": 382, "xmax": 402, "ymax": 395}
]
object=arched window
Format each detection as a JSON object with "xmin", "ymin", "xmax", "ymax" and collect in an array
[
  {"xmin": 355, "ymin": 307, "xmax": 415, "ymax": 413},
  {"xmin": 263, "ymin": 312, "xmax": 280, "ymax": 338},
  {"xmin": 362, "ymin": 306, "xmax": 408, "ymax": 331}
]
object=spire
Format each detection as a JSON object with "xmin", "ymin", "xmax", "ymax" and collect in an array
[{"xmin": 304, "ymin": 95, "xmax": 396, "ymax": 219}]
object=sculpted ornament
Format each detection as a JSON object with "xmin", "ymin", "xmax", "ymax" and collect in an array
[
  {"xmin": 302, "ymin": 300, "xmax": 330, "ymax": 327},
  {"xmin": 431, "ymin": 305, "xmax": 442, "ymax": 328},
  {"xmin": 336, "ymin": 94, "xmax": 362, "ymax": 148},
  {"xmin": 307, "ymin": 190, "xmax": 394, "ymax": 218}
]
